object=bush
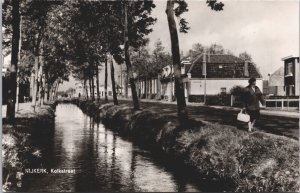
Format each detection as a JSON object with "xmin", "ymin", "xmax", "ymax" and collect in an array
[
  {"xmin": 205, "ymin": 94, "xmax": 231, "ymax": 106},
  {"xmin": 230, "ymin": 85, "xmax": 245, "ymax": 97},
  {"xmin": 188, "ymin": 95, "xmax": 204, "ymax": 103},
  {"xmin": 73, "ymin": 100, "xmax": 299, "ymax": 192}
]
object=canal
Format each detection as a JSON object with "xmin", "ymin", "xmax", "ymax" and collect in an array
[{"xmin": 21, "ymin": 104, "xmax": 204, "ymax": 192}]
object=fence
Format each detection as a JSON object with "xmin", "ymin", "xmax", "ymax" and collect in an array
[{"xmin": 265, "ymin": 98, "xmax": 299, "ymax": 110}]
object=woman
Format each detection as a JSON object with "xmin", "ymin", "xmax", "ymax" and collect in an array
[{"xmin": 242, "ymin": 77, "xmax": 265, "ymax": 132}]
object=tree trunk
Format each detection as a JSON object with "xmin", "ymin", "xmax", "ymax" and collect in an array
[
  {"xmin": 16, "ymin": 16, "xmax": 22, "ymax": 112},
  {"xmin": 38, "ymin": 59, "xmax": 43, "ymax": 106},
  {"xmin": 157, "ymin": 74, "xmax": 161, "ymax": 100},
  {"xmin": 45, "ymin": 82, "xmax": 50, "ymax": 103},
  {"xmin": 149, "ymin": 78, "xmax": 152, "ymax": 99},
  {"xmin": 110, "ymin": 57, "xmax": 118, "ymax": 105},
  {"xmin": 144, "ymin": 77, "xmax": 147, "ymax": 99},
  {"xmin": 84, "ymin": 78, "xmax": 88, "ymax": 99},
  {"xmin": 45, "ymin": 72, "xmax": 50, "ymax": 102},
  {"xmin": 6, "ymin": 0, "xmax": 20, "ymax": 122},
  {"xmin": 54, "ymin": 82, "xmax": 59, "ymax": 100},
  {"xmin": 125, "ymin": 69, "xmax": 128, "ymax": 98},
  {"xmin": 91, "ymin": 70, "xmax": 95, "ymax": 101},
  {"xmin": 105, "ymin": 56, "xmax": 108, "ymax": 102},
  {"xmin": 50, "ymin": 81, "xmax": 56, "ymax": 101},
  {"xmin": 49, "ymin": 86, "xmax": 52, "ymax": 102},
  {"xmin": 16, "ymin": 76, "xmax": 19, "ymax": 111},
  {"xmin": 89, "ymin": 77, "xmax": 92, "ymax": 100},
  {"xmin": 124, "ymin": 2, "xmax": 139, "ymax": 109},
  {"xmin": 96, "ymin": 64, "xmax": 100, "ymax": 100},
  {"xmin": 166, "ymin": 1, "xmax": 188, "ymax": 121},
  {"xmin": 170, "ymin": 65, "xmax": 173, "ymax": 101},
  {"xmin": 32, "ymin": 56, "xmax": 39, "ymax": 108}
]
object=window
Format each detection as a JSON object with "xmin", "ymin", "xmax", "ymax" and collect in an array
[
  {"xmin": 286, "ymin": 63, "xmax": 293, "ymax": 75},
  {"xmin": 221, "ymin": 87, "xmax": 226, "ymax": 93}
]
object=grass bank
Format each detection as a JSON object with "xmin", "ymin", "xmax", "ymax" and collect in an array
[
  {"xmin": 2, "ymin": 103, "xmax": 55, "ymax": 191},
  {"xmin": 70, "ymin": 98, "xmax": 299, "ymax": 192}
]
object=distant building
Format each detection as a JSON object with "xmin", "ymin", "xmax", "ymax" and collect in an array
[
  {"xmin": 74, "ymin": 82, "xmax": 84, "ymax": 97},
  {"xmin": 264, "ymin": 67, "xmax": 285, "ymax": 96},
  {"xmin": 182, "ymin": 53, "xmax": 263, "ymax": 99},
  {"xmin": 282, "ymin": 56, "xmax": 299, "ymax": 96},
  {"xmin": 134, "ymin": 53, "xmax": 263, "ymax": 102}
]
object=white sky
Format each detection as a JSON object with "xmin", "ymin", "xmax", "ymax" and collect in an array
[
  {"xmin": 148, "ymin": 0, "xmax": 299, "ymax": 78},
  {"xmin": 3, "ymin": 1, "xmax": 299, "ymax": 91}
]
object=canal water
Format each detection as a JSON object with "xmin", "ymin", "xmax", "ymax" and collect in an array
[{"xmin": 22, "ymin": 104, "xmax": 203, "ymax": 192}]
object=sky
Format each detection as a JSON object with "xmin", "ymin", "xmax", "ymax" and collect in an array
[
  {"xmin": 3, "ymin": 1, "xmax": 299, "ymax": 91},
  {"xmin": 62, "ymin": 0, "xmax": 299, "ymax": 91},
  {"xmin": 147, "ymin": 0, "xmax": 299, "ymax": 78}
]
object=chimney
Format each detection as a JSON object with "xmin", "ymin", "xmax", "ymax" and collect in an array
[
  {"xmin": 244, "ymin": 60, "xmax": 249, "ymax": 77},
  {"xmin": 202, "ymin": 51, "xmax": 207, "ymax": 76}
]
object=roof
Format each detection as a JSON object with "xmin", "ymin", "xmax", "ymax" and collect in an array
[
  {"xmin": 269, "ymin": 67, "xmax": 284, "ymax": 86},
  {"xmin": 187, "ymin": 53, "xmax": 262, "ymax": 79},
  {"xmin": 281, "ymin": 55, "xmax": 299, "ymax": 61}
]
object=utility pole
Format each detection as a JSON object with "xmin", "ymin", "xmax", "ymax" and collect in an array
[{"xmin": 203, "ymin": 50, "xmax": 207, "ymax": 104}]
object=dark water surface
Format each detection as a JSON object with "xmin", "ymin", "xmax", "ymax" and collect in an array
[{"xmin": 21, "ymin": 104, "xmax": 204, "ymax": 192}]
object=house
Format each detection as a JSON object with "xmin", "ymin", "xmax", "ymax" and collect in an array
[
  {"xmin": 74, "ymin": 82, "xmax": 84, "ymax": 97},
  {"xmin": 282, "ymin": 55, "xmax": 299, "ymax": 96},
  {"xmin": 132, "ymin": 53, "xmax": 263, "ymax": 103},
  {"xmin": 74, "ymin": 82, "xmax": 113, "ymax": 98},
  {"xmin": 264, "ymin": 67, "xmax": 285, "ymax": 96},
  {"xmin": 182, "ymin": 53, "xmax": 263, "ymax": 101}
]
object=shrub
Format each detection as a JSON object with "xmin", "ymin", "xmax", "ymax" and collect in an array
[
  {"xmin": 188, "ymin": 95, "xmax": 204, "ymax": 103},
  {"xmin": 205, "ymin": 94, "xmax": 231, "ymax": 106},
  {"xmin": 72, "ymin": 99, "xmax": 299, "ymax": 192},
  {"xmin": 230, "ymin": 85, "xmax": 245, "ymax": 97}
]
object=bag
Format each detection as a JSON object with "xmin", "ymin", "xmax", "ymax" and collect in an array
[{"xmin": 237, "ymin": 109, "xmax": 250, "ymax": 122}]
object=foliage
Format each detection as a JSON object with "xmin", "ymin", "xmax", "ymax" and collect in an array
[
  {"xmin": 239, "ymin": 51, "xmax": 253, "ymax": 62},
  {"xmin": 131, "ymin": 39, "xmax": 172, "ymax": 79},
  {"xmin": 230, "ymin": 85, "xmax": 245, "ymax": 96}
]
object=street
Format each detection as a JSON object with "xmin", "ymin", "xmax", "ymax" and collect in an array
[{"xmin": 118, "ymin": 100, "xmax": 299, "ymax": 140}]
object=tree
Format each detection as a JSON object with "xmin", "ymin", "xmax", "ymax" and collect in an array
[
  {"xmin": 6, "ymin": 0, "xmax": 20, "ymax": 122},
  {"xmin": 124, "ymin": 2, "xmax": 139, "ymax": 109},
  {"xmin": 110, "ymin": 56, "xmax": 118, "ymax": 105},
  {"xmin": 122, "ymin": 1, "xmax": 156, "ymax": 109},
  {"xmin": 239, "ymin": 51, "xmax": 253, "ymax": 62},
  {"xmin": 188, "ymin": 43, "xmax": 205, "ymax": 60},
  {"xmin": 152, "ymin": 39, "xmax": 173, "ymax": 99},
  {"xmin": 165, "ymin": 0, "xmax": 224, "ymax": 122},
  {"xmin": 208, "ymin": 43, "xmax": 225, "ymax": 54},
  {"xmin": 104, "ymin": 56, "xmax": 108, "ymax": 102},
  {"xmin": 131, "ymin": 46, "xmax": 152, "ymax": 98}
]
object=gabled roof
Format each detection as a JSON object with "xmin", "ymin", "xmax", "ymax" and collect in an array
[
  {"xmin": 269, "ymin": 67, "xmax": 284, "ymax": 86},
  {"xmin": 186, "ymin": 53, "xmax": 262, "ymax": 79}
]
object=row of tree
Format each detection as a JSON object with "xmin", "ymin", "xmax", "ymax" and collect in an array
[{"xmin": 3, "ymin": 0, "xmax": 225, "ymax": 123}]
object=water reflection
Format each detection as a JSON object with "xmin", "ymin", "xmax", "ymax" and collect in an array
[{"xmin": 23, "ymin": 104, "xmax": 201, "ymax": 192}]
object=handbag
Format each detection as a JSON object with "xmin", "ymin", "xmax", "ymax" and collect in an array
[{"xmin": 237, "ymin": 109, "xmax": 250, "ymax": 122}]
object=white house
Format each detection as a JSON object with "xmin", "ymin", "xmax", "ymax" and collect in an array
[
  {"xmin": 132, "ymin": 53, "xmax": 263, "ymax": 103},
  {"xmin": 264, "ymin": 67, "xmax": 285, "ymax": 96},
  {"xmin": 182, "ymin": 53, "xmax": 263, "ymax": 101}
]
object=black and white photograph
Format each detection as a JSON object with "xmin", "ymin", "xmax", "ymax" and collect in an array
[{"xmin": 1, "ymin": 0, "xmax": 299, "ymax": 192}]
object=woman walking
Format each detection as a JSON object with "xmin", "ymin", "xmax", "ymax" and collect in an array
[{"xmin": 242, "ymin": 77, "xmax": 265, "ymax": 132}]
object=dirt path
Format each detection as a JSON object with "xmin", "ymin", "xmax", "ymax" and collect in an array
[{"xmin": 119, "ymin": 100, "xmax": 299, "ymax": 140}]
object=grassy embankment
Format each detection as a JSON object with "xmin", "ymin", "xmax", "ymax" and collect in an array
[
  {"xmin": 2, "ymin": 103, "xmax": 55, "ymax": 191},
  {"xmin": 70, "ymin": 99, "xmax": 299, "ymax": 192}
]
